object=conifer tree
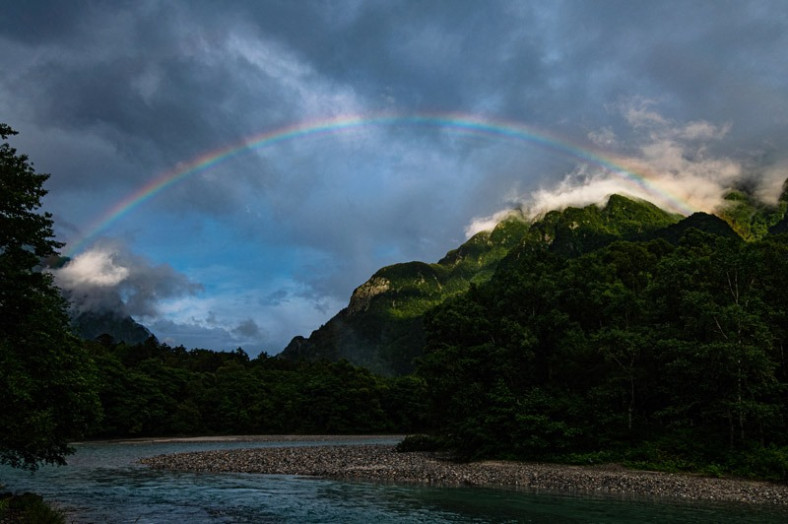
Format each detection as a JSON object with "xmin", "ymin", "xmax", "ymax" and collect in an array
[{"xmin": 0, "ymin": 123, "xmax": 100, "ymax": 470}]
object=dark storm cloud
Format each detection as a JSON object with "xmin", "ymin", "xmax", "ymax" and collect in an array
[
  {"xmin": 533, "ymin": 1, "xmax": 788, "ymax": 142},
  {"xmin": 233, "ymin": 318, "xmax": 263, "ymax": 339},
  {"xmin": 0, "ymin": 0, "xmax": 97, "ymax": 44},
  {"xmin": 7, "ymin": 1, "xmax": 787, "ymax": 193},
  {"xmin": 2, "ymin": 2, "xmax": 345, "ymax": 221},
  {"xmin": 8, "ymin": 10, "xmax": 239, "ymax": 160},
  {"xmin": 5, "ymin": 0, "xmax": 788, "ymax": 353}
]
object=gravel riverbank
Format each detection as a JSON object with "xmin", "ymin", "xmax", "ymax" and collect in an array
[{"xmin": 140, "ymin": 443, "xmax": 788, "ymax": 506}]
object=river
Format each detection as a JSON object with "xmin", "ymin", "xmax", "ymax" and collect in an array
[{"xmin": 1, "ymin": 437, "xmax": 786, "ymax": 523}]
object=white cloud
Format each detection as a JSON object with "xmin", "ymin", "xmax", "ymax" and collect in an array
[
  {"xmin": 56, "ymin": 248, "xmax": 130, "ymax": 287},
  {"xmin": 465, "ymin": 208, "xmax": 523, "ymax": 237},
  {"xmin": 756, "ymin": 163, "xmax": 788, "ymax": 205},
  {"xmin": 588, "ymin": 127, "xmax": 617, "ymax": 148},
  {"xmin": 677, "ymin": 121, "xmax": 730, "ymax": 141},
  {"xmin": 525, "ymin": 167, "xmax": 646, "ymax": 218},
  {"xmin": 53, "ymin": 240, "xmax": 201, "ymax": 318},
  {"xmin": 149, "ymin": 280, "xmax": 344, "ymax": 355},
  {"xmin": 466, "ymin": 105, "xmax": 784, "ymax": 232},
  {"xmin": 623, "ymin": 98, "xmax": 669, "ymax": 129}
]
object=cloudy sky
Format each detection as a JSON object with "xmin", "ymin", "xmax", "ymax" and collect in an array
[{"xmin": 2, "ymin": 1, "xmax": 788, "ymax": 355}]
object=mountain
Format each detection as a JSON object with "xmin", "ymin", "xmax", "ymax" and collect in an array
[
  {"xmin": 42, "ymin": 255, "xmax": 156, "ymax": 345},
  {"xmin": 417, "ymin": 182, "xmax": 788, "ymax": 467},
  {"xmin": 281, "ymin": 195, "xmax": 680, "ymax": 375},
  {"xmin": 71, "ymin": 310, "xmax": 154, "ymax": 345},
  {"xmin": 282, "ymin": 213, "xmax": 532, "ymax": 375},
  {"xmin": 716, "ymin": 181, "xmax": 788, "ymax": 240},
  {"xmin": 652, "ymin": 212, "xmax": 740, "ymax": 244},
  {"xmin": 528, "ymin": 194, "xmax": 680, "ymax": 255}
]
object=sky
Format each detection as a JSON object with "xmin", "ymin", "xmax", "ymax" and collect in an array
[{"xmin": 2, "ymin": 1, "xmax": 788, "ymax": 355}]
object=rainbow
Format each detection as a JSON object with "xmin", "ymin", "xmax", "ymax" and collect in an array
[{"xmin": 64, "ymin": 113, "xmax": 695, "ymax": 256}]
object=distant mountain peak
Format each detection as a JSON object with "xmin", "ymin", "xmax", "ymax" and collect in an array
[{"xmin": 71, "ymin": 309, "xmax": 153, "ymax": 345}]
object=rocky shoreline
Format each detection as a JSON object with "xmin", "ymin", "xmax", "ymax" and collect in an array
[{"xmin": 140, "ymin": 443, "xmax": 788, "ymax": 506}]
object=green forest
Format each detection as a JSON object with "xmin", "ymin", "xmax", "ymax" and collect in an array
[
  {"xmin": 4, "ymin": 122, "xmax": 788, "ymax": 484},
  {"xmin": 417, "ymin": 226, "xmax": 788, "ymax": 480},
  {"xmin": 83, "ymin": 338, "xmax": 427, "ymax": 438}
]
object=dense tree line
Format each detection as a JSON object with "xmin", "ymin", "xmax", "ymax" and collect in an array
[
  {"xmin": 83, "ymin": 337, "xmax": 428, "ymax": 438},
  {"xmin": 417, "ymin": 228, "xmax": 788, "ymax": 480}
]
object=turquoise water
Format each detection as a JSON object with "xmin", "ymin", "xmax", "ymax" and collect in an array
[{"xmin": 1, "ymin": 438, "xmax": 787, "ymax": 523}]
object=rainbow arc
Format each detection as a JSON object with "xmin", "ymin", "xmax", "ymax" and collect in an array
[{"xmin": 65, "ymin": 113, "xmax": 695, "ymax": 256}]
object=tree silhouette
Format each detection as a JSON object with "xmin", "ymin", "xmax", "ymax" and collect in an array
[{"xmin": 0, "ymin": 123, "xmax": 101, "ymax": 470}]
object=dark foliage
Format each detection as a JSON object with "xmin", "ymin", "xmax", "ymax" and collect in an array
[
  {"xmin": 417, "ymin": 212, "xmax": 788, "ymax": 479},
  {"xmin": 0, "ymin": 124, "xmax": 101, "ymax": 470},
  {"xmin": 82, "ymin": 337, "xmax": 428, "ymax": 438},
  {"xmin": 281, "ymin": 198, "xmax": 680, "ymax": 375},
  {"xmin": 0, "ymin": 492, "xmax": 65, "ymax": 523}
]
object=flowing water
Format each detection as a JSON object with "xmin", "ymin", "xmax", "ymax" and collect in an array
[{"xmin": 1, "ymin": 437, "xmax": 786, "ymax": 523}]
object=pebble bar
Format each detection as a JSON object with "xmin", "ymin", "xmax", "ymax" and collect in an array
[{"xmin": 140, "ymin": 444, "xmax": 788, "ymax": 506}]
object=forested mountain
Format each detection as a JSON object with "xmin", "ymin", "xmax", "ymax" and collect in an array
[
  {"xmin": 717, "ymin": 180, "xmax": 788, "ymax": 240},
  {"xmin": 281, "ymin": 195, "xmax": 681, "ymax": 374},
  {"xmin": 410, "ymin": 179, "xmax": 788, "ymax": 478},
  {"xmin": 47, "ymin": 176, "xmax": 788, "ymax": 480},
  {"xmin": 42, "ymin": 255, "xmax": 154, "ymax": 346},
  {"xmin": 282, "ymin": 183, "xmax": 788, "ymax": 378},
  {"xmin": 281, "ymin": 214, "xmax": 533, "ymax": 374}
]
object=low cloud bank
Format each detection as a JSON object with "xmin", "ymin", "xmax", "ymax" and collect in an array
[
  {"xmin": 467, "ymin": 103, "xmax": 787, "ymax": 237},
  {"xmin": 53, "ymin": 239, "xmax": 201, "ymax": 318}
]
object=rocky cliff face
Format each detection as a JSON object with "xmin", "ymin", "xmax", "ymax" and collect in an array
[{"xmin": 348, "ymin": 277, "xmax": 391, "ymax": 314}]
